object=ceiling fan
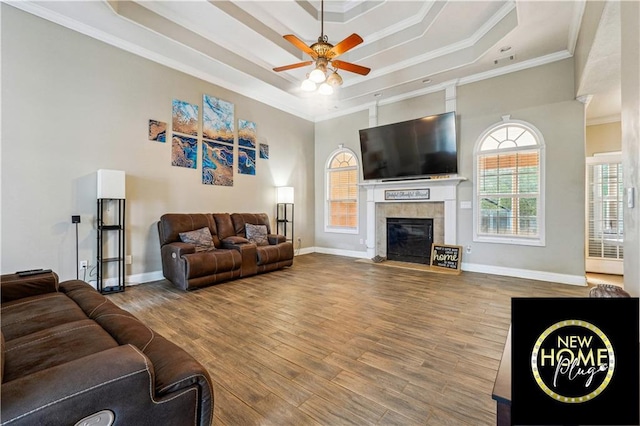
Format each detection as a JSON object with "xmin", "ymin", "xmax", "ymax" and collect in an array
[{"xmin": 273, "ymin": 0, "xmax": 370, "ymax": 94}]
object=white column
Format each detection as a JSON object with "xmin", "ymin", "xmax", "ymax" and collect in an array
[
  {"xmin": 366, "ymin": 187, "xmax": 376, "ymax": 258},
  {"xmin": 444, "ymin": 199, "xmax": 457, "ymax": 245},
  {"xmin": 445, "ymin": 82, "xmax": 458, "ymax": 112},
  {"xmin": 369, "ymin": 102, "xmax": 378, "ymax": 127}
]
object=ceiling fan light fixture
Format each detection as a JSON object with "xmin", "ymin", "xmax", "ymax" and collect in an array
[
  {"xmin": 274, "ymin": 0, "xmax": 370, "ymax": 95},
  {"xmin": 326, "ymin": 70, "xmax": 343, "ymax": 87},
  {"xmin": 309, "ymin": 64, "xmax": 327, "ymax": 83},
  {"xmin": 301, "ymin": 78, "xmax": 317, "ymax": 92},
  {"xmin": 318, "ymin": 82, "xmax": 333, "ymax": 95}
]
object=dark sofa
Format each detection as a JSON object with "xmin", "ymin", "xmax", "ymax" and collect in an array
[
  {"xmin": 158, "ymin": 212, "xmax": 293, "ymax": 290},
  {"xmin": 0, "ymin": 271, "xmax": 213, "ymax": 426}
]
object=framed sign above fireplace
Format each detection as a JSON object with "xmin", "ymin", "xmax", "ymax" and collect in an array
[{"xmin": 384, "ymin": 189, "xmax": 430, "ymax": 201}]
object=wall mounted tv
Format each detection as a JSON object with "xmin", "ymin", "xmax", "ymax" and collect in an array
[{"xmin": 359, "ymin": 111, "xmax": 458, "ymax": 181}]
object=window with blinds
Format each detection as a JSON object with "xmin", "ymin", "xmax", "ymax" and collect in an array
[
  {"xmin": 587, "ymin": 161, "xmax": 623, "ymax": 260},
  {"xmin": 474, "ymin": 122, "xmax": 545, "ymax": 245},
  {"xmin": 326, "ymin": 149, "xmax": 359, "ymax": 232}
]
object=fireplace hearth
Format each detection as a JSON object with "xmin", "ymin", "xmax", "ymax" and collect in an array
[{"xmin": 386, "ymin": 218, "xmax": 434, "ymax": 264}]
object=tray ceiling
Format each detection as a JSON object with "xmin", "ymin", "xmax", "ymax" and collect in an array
[{"xmin": 12, "ymin": 1, "xmax": 597, "ymax": 121}]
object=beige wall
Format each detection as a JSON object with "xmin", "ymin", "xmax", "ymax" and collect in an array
[
  {"xmin": 314, "ymin": 91, "xmax": 445, "ymax": 252},
  {"xmin": 315, "ymin": 58, "xmax": 587, "ymax": 279},
  {"xmin": 586, "ymin": 122, "xmax": 622, "ymax": 156},
  {"xmin": 457, "ymin": 59, "xmax": 585, "ymax": 277},
  {"xmin": 1, "ymin": 5, "xmax": 315, "ymax": 281},
  {"xmin": 621, "ymin": 0, "xmax": 640, "ymax": 297}
]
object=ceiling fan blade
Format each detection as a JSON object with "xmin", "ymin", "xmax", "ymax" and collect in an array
[
  {"xmin": 273, "ymin": 61, "xmax": 314, "ymax": 72},
  {"xmin": 327, "ymin": 33, "xmax": 363, "ymax": 58},
  {"xmin": 331, "ymin": 60, "xmax": 371, "ymax": 76},
  {"xmin": 283, "ymin": 35, "xmax": 316, "ymax": 58}
]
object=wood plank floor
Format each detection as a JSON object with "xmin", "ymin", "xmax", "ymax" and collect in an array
[{"xmin": 108, "ymin": 253, "xmax": 588, "ymax": 425}]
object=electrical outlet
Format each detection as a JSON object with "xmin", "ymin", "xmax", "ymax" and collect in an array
[
  {"xmin": 125, "ymin": 255, "xmax": 132, "ymax": 265},
  {"xmin": 466, "ymin": 245, "xmax": 472, "ymax": 254},
  {"xmin": 80, "ymin": 260, "xmax": 88, "ymax": 269}
]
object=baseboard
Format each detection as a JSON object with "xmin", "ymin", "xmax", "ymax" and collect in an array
[
  {"xmin": 295, "ymin": 247, "xmax": 316, "ymax": 256},
  {"xmin": 461, "ymin": 262, "xmax": 587, "ymax": 286},
  {"xmin": 89, "ymin": 270, "xmax": 165, "ymax": 288},
  {"xmin": 313, "ymin": 246, "xmax": 370, "ymax": 259},
  {"xmin": 312, "ymin": 246, "xmax": 586, "ymax": 286},
  {"xmin": 126, "ymin": 270, "xmax": 165, "ymax": 286}
]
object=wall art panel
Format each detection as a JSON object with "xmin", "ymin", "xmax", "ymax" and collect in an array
[
  {"xmin": 203, "ymin": 140, "xmax": 234, "ymax": 186},
  {"xmin": 171, "ymin": 134, "xmax": 197, "ymax": 169},
  {"xmin": 203, "ymin": 94, "xmax": 234, "ymax": 144},
  {"xmin": 172, "ymin": 99, "xmax": 198, "ymax": 136}
]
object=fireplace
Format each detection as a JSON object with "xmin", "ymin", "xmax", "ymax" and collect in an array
[
  {"xmin": 386, "ymin": 218, "xmax": 434, "ymax": 264},
  {"xmin": 360, "ymin": 177, "xmax": 465, "ymax": 260}
]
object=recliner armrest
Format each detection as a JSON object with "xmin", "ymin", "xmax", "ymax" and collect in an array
[
  {"xmin": 2, "ymin": 343, "xmax": 213, "ymax": 426},
  {"xmin": 268, "ymin": 234, "xmax": 286, "ymax": 245},
  {"xmin": 221, "ymin": 236, "xmax": 250, "ymax": 247},
  {"xmin": 161, "ymin": 242, "xmax": 196, "ymax": 258},
  {"xmin": 2, "ymin": 345, "xmax": 153, "ymax": 425},
  {"xmin": 0, "ymin": 271, "xmax": 59, "ymax": 303}
]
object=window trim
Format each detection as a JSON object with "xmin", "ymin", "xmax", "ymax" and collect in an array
[
  {"xmin": 324, "ymin": 146, "xmax": 360, "ymax": 234},
  {"xmin": 473, "ymin": 118, "xmax": 546, "ymax": 246}
]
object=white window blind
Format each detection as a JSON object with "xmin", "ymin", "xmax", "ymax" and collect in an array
[
  {"xmin": 474, "ymin": 121, "xmax": 545, "ymax": 245},
  {"xmin": 587, "ymin": 161, "xmax": 623, "ymax": 260},
  {"xmin": 327, "ymin": 150, "xmax": 359, "ymax": 231}
]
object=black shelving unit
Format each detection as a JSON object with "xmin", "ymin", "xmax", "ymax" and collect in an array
[
  {"xmin": 276, "ymin": 203, "xmax": 294, "ymax": 243},
  {"xmin": 97, "ymin": 198, "xmax": 125, "ymax": 294}
]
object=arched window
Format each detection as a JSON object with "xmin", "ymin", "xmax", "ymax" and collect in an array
[
  {"xmin": 474, "ymin": 117, "xmax": 545, "ymax": 246},
  {"xmin": 325, "ymin": 147, "xmax": 359, "ymax": 233}
]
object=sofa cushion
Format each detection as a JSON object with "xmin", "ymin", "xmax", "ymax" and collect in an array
[
  {"xmin": 231, "ymin": 213, "xmax": 272, "ymax": 237},
  {"xmin": 158, "ymin": 213, "xmax": 220, "ymax": 247},
  {"xmin": 245, "ymin": 223, "xmax": 268, "ymax": 246},
  {"xmin": 179, "ymin": 227, "xmax": 216, "ymax": 252},
  {"xmin": 1, "ymin": 293, "xmax": 88, "ymax": 341},
  {"xmin": 213, "ymin": 213, "xmax": 236, "ymax": 240},
  {"xmin": 2, "ymin": 319, "xmax": 118, "ymax": 383},
  {"xmin": 1, "ymin": 271, "xmax": 59, "ymax": 303}
]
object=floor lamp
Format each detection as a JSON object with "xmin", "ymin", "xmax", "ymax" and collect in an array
[
  {"xmin": 72, "ymin": 215, "xmax": 81, "ymax": 279},
  {"xmin": 276, "ymin": 186, "xmax": 294, "ymax": 243}
]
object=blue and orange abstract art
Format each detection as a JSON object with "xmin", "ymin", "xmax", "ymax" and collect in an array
[
  {"xmin": 238, "ymin": 119, "xmax": 256, "ymax": 148},
  {"xmin": 203, "ymin": 94, "xmax": 234, "ymax": 144},
  {"xmin": 203, "ymin": 140, "xmax": 234, "ymax": 186},
  {"xmin": 171, "ymin": 134, "xmax": 197, "ymax": 169},
  {"xmin": 238, "ymin": 147, "xmax": 256, "ymax": 176},
  {"xmin": 172, "ymin": 100, "xmax": 198, "ymax": 136}
]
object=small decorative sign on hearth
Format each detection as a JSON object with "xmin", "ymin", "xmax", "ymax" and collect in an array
[
  {"xmin": 430, "ymin": 244, "xmax": 462, "ymax": 273},
  {"xmin": 384, "ymin": 189, "xmax": 430, "ymax": 200}
]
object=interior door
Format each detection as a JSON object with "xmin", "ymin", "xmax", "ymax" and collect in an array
[{"xmin": 585, "ymin": 153, "xmax": 624, "ymax": 275}]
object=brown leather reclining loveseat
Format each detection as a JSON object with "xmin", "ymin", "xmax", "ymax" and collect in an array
[
  {"xmin": 0, "ymin": 271, "xmax": 213, "ymax": 426},
  {"xmin": 158, "ymin": 212, "xmax": 293, "ymax": 290}
]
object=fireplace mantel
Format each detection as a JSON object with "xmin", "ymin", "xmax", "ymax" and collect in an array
[{"xmin": 360, "ymin": 176, "xmax": 466, "ymax": 258}]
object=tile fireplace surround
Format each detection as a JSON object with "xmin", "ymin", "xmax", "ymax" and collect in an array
[{"xmin": 360, "ymin": 177, "xmax": 466, "ymax": 259}]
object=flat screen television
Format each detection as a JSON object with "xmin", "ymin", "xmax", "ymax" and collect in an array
[{"xmin": 359, "ymin": 111, "xmax": 458, "ymax": 181}]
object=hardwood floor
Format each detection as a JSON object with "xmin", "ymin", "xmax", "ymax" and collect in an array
[{"xmin": 109, "ymin": 253, "xmax": 588, "ymax": 425}]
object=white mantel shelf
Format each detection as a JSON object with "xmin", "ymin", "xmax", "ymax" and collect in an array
[
  {"xmin": 361, "ymin": 176, "xmax": 467, "ymax": 258},
  {"xmin": 359, "ymin": 176, "xmax": 467, "ymax": 189}
]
